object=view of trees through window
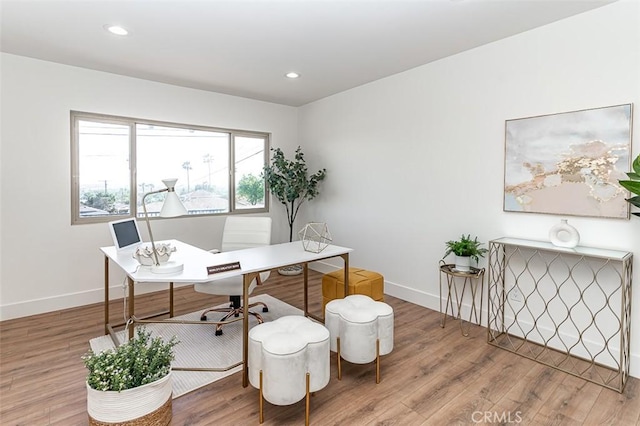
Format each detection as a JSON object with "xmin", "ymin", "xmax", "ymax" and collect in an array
[{"xmin": 72, "ymin": 112, "xmax": 269, "ymax": 223}]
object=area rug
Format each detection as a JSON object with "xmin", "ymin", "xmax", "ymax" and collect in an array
[{"xmin": 89, "ymin": 294, "xmax": 302, "ymax": 398}]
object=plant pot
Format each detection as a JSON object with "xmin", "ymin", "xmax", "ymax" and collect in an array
[
  {"xmin": 454, "ymin": 255, "xmax": 471, "ymax": 272},
  {"xmin": 87, "ymin": 372, "xmax": 172, "ymax": 425}
]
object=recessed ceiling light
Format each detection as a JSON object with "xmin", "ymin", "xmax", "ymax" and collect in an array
[
  {"xmin": 104, "ymin": 25, "xmax": 129, "ymax": 36},
  {"xmin": 285, "ymin": 72, "xmax": 300, "ymax": 79}
]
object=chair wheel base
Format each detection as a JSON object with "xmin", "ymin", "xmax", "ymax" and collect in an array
[
  {"xmin": 262, "ymin": 307, "xmax": 269, "ymax": 313},
  {"xmin": 200, "ymin": 315, "xmax": 207, "ymax": 321},
  {"xmin": 215, "ymin": 329, "xmax": 223, "ymax": 336}
]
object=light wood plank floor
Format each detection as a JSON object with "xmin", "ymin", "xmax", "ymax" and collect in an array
[{"xmin": 1, "ymin": 270, "xmax": 639, "ymax": 425}]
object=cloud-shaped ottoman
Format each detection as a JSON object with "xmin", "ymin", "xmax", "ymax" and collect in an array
[
  {"xmin": 248, "ymin": 315, "xmax": 330, "ymax": 424},
  {"xmin": 324, "ymin": 294, "xmax": 394, "ymax": 383}
]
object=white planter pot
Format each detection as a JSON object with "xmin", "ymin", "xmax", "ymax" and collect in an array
[
  {"xmin": 87, "ymin": 372, "xmax": 173, "ymax": 425},
  {"xmin": 454, "ymin": 255, "xmax": 471, "ymax": 272}
]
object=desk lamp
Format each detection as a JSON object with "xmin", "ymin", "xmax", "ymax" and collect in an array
[{"xmin": 142, "ymin": 178, "xmax": 187, "ymax": 273}]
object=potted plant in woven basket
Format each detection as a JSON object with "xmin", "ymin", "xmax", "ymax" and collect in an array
[{"xmin": 82, "ymin": 327, "xmax": 178, "ymax": 426}]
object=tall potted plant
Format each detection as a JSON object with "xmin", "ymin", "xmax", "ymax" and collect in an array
[
  {"xmin": 619, "ymin": 154, "xmax": 640, "ymax": 218},
  {"xmin": 83, "ymin": 328, "xmax": 178, "ymax": 425},
  {"xmin": 263, "ymin": 146, "xmax": 326, "ymax": 274}
]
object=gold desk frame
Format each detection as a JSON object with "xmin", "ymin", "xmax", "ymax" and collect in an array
[{"xmin": 103, "ymin": 253, "xmax": 350, "ymax": 388}]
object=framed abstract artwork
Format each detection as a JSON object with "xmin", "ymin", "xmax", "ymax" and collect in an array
[{"xmin": 504, "ymin": 103, "xmax": 633, "ymax": 219}]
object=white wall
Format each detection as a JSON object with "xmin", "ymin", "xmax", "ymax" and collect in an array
[
  {"xmin": 1, "ymin": 0, "xmax": 638, "ymax": 378},
  {"xmin": 0, "ymin": 53, "xmax": 298, "ymax": 319},
  {"xmin": 298, "ymin": 0, "xmax": 640, "ymax": 377}
]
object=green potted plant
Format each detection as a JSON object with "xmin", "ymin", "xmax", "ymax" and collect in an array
[
  {"xmin": 443, "ymin": 234, "xmax": 488, "ymax": 272},
  {"xmin": 263, "ymin": 146, "xmax": 326, "ymax": 274},
  {"xmin": 619, "ymin": 154, "xmax": 640, "ymax": 218},
  {"xmin": 83, "ymin": 328, "xmax": 178, "ymax": 425}
]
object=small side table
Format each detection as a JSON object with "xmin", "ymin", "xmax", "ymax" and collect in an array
[{"xmin": 439, "ymin": 261, "xmax": 485, "ymax": 337}]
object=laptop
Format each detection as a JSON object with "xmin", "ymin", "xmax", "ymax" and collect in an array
[{"xmin": 108, "ymin": 218, "xmax": 143, "ymax": 251}]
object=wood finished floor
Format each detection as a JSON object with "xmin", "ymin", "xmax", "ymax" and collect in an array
[{"xmin": 1, "ymin": 270, "xmax": 639, "ymax": 425}]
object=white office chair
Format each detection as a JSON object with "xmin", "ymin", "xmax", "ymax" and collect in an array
[{"xmin": 194, "ymin": 216, "xmax": 272, "ymax": 335}]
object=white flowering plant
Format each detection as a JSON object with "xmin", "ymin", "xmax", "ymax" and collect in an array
[{"xmin": 83, "ymin": 327, "xmax": 179, "ymax": 392}]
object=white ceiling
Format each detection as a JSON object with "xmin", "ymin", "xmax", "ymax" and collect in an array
[{"xmin": 1, "ymin": 0, "xmax": 616, "ymax": 107}]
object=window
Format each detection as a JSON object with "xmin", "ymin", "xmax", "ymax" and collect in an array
[{"xmin": 71, "ymin": 111, "xmax": 269, "ymax": 224}]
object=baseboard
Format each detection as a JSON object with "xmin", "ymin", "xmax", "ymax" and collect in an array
[
  {"xmin": 310, "ymin": 260, "xmax": 640, "ymax": 380},
  {"xmin": 4, "ymin": 262, "xmax": 639, "ymax": 380},
  {"xmin": 0, "ymin": 264, "xmax": 340, "ymax": 321},
  {"xmin": 0, "ymin": 282, "xmax": 192, "ymax": 321}
]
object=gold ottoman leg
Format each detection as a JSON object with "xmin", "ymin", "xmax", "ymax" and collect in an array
[
  {"xmin": 259, "ymin": 370, "xmax": 264, "ymax": 424},
  {"xmin": 305, "ymin": 372, "xmax": 310, "ymax": 426},
  {"xmin": 376, "ymin": 339, "xmax": 381, "ymax": 384},
  {"xmin": 337, "ymin": 337, "xmax": 342, "ymax": 380}
]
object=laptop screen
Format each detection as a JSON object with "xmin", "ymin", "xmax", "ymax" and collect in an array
[{"xmin": 108, "ymin": 218, "xmax": 142, "ymax": 251}]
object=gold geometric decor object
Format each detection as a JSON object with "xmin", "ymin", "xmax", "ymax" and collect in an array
[{"xmin": 298, "ymin": 222, "xmax": 332, "ymax": 253}]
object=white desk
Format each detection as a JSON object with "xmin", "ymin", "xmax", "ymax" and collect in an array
[{"xmin": 101, "ymin": 239, "xmax": 353, "ymax": 387}]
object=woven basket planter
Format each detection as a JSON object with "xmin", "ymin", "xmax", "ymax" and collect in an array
[{"xmin": 87, "ymin": 372, "xmax": 172, "ymax": 426}]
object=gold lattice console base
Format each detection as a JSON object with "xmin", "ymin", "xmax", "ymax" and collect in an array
[{"xmin": 486, "ymin": 237, "xmax": 632, "ymax": 393}]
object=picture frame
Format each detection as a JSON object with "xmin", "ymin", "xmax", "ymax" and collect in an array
[{"xmin": 503, "ymin": 103, "xmax": 633, "ymax": 219}]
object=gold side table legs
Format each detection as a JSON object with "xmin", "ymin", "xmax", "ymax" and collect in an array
[{"xmin": 439, "ymin": 262, "xmax": 485, "ymax": 337}]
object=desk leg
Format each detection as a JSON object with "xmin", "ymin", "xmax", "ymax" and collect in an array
[
  {"xmin": 128, "ymin": 277, "xmax": 135, "ymax": 340},
  {"xmin": 169, "ymin": 282, "xmax": 174, "ymax": 318},
  {"xmin": 104, "ymin": 256, "xmax": 109, "ymax": 335},
  {"xmin": 303, "ymin": 263, "xmax": 309, "ymax": 316},
  {"xmin": 242, "ymin": 272, "xmax": 257, "ymax": 388},
  {"xmin": 341, "ymin": 253, "xmax": 350, "ymax": 297}
]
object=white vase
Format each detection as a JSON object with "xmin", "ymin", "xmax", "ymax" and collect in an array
[
  {"xmin": 87, "ymin": 372, "xmax": 172, "ymax": 425},
  {"xmin": 549, "ymin": 219, "xmax": 580, "ymax": 248},
  {"xmin": 454, "ymin": 255, "xmax": 471, "ymax": 272}
]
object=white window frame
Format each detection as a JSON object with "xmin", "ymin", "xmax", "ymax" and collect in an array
[{"xmin": 71, "ymin": 111, "xmax": 269, "ymax": 224}]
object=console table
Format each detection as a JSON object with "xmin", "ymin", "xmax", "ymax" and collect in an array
[{"xmin": 487, "ymin": 237, "xmax": 632, "ymax": 392}]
